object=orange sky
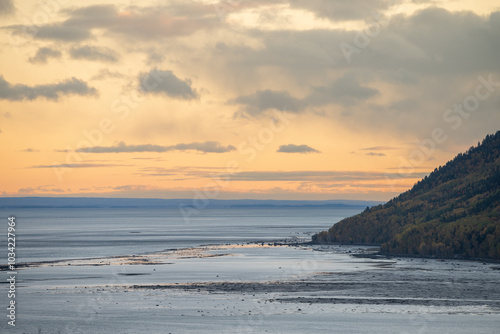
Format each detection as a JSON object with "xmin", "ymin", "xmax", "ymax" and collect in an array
[{"xmin": 1, "ymin": 0, "xmax": 499, "ymax": 200}]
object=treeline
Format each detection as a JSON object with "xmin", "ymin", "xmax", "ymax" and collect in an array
[{"xmin": 313, "ymin": 131, "xmax": 500, "ymax": 260}]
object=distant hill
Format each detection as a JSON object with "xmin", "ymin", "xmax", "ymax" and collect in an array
[
  {"xmin": 0, "ymin": 197, "xmax": 382, "ymax": 209},
  {"xmin": 313, "ymin": 131, "xmax": 500, "ymax": 260}
]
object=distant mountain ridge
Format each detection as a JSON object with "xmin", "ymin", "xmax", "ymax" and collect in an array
[
  {"xmin": 313, "ymin": 131, "xmax": 500, "ymax": 260},
  {"xmin": 0, "ymin": 197, "xmax": 382, "ymax": 209}
]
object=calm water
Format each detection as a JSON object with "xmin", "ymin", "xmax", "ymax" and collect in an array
[{"xmin": 0, "ymin": 207, "xmax": 361, "ymax": 263}]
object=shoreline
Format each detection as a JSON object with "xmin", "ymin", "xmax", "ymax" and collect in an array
[
  {"xmin": 3, "ymin": 238, "xmax": 500, "ymax": 272},
  {"xmin": 308, "ymin": 241, "xmax": 500, "ymax": 264}
]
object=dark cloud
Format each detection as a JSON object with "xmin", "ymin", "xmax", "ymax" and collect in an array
[
  {"xmin": 370, "ymin": 8, "xmax": 500, "ymax": 74},
  {"xmin": 5, "ymin": 4, "xmax": 220, "ymax": 42},
  {"xmin": 0, "ymin": 0, "xmax": 14, "ymax": 16},
  {"xmin": 379, "ymin": 68, "xmax": 419, "ymax": 85},
  {"xmin": 77, "ymin": 141, "xmax": 236, "ymax": 153},
  {"xmin": 389, "ymin": 98, "xmax": 420, "ymax": 113},
  {"xmin": 35, "ymin": 25, "xmax": 91, "ymax": 41},
  {"xmin": 233, "ymin": 90, "xmax": 304, "ymax": 115},
  {"xmin": 23, "ymin": 148, "xmax": 39, "ymax": 152},
  {"xmin": 70, "ymin": 45, "xmax": 119, "ymax": 62},
  {"xmin": 29, "ymin": 47, "xmax": 62, "ymax": 64},
  {"xmin": 139, "ymin": 69, "xmax": 198, "ymax": 100},
  {"xmin": 233, "ymin": 74, "xmax": 378, "ymax": 115},
  {"xmin": 210, "ymin": 7, "xmax": 500, "ymax": 86},
  {"xmin": 289, "ymin": 0, "xmax": 395, "ymax": 21},
  {"xmin": 308, "ymin": 73, "xmax": 379, "ymax": 106},
  {"xmin": 172, "ymin": 142, "xmax": 235, "ymax": 153},
  {"xmin": 365, "ymin": 152, "xmax": 386, "ymax": 156},
  {"xmin": 277, "ymin": 144, "xmax": 320, "ymax": 153},
  {"xmin": 211, "ymin": 30, "xmax": 345, "ymax": 80},
  {"xmin": 0, "ymin": 76, "xmax": 97, "ymax": 101},
  {"xmin": 210, "ymin": 8, "xmax": 500, "ymax": 143}
]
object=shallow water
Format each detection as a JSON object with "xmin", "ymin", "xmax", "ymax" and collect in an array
[
  {"xmin": 0, "ymin": 207, "xmax": 499, "ymax": 333},
  {"xmin": 0, "ymin": 207, "xmax": 358, "ymax": 262}
]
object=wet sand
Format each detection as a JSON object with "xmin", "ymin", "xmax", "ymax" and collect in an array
[
  {"xmin": 124, "ymin": 244, "xmax": 500, "ymax": 312},
  {"xmin": 2, "ymin": 242, "xmax": 499, "ymax": 333}
]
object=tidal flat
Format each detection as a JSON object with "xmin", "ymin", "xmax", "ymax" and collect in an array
[{"xmin": 3, "ymin": 243, "xmax": 499, "ymax": 334}]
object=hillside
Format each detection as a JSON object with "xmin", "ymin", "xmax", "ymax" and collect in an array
[{"xmin": 313, "ymin": 131, "xmax": 500, "ymax": 260}]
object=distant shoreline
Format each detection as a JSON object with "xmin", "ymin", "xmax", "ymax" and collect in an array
[{"xmin": 0, "ymin": 197, "xmax": 384, "ymax": 209}]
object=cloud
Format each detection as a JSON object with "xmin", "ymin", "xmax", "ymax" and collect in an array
[
  {"xmin": 308, "ymin": 73, "xmax": 380, "ymax": 106},
  {"xmin": 29, "ymin": 163, "xmax": 126, "ymax": 168},
  {"xmin": 4, "ymin": 4, "xmax": 220, "ymax": 42},
  {"xmin": 112, "ymin": 185, "xmax": 150, "ymax": 192},
  {"xmin": 33, "ymin": 24, "xmax": 91, "ymax": 41},
  {"xmin": 29, "ymin": 47, "xmax": 62, "ymax": 64},
  {"xmin": 277, "ymin": 144, "xmax": 320, "ymax": 153},
  {"xmin": 76, "ymin": 141, "xmax": 236, "ymax": 153},
  {"xmin": 0, "ymin": 0, "xmax": 15, "ymax": 16},
  {"xmin": 91, "ymin": 69, "xmax": 125, "ymax": 80},
  {"xmin": 228, "ymin": 170, "xmax": 427, "ymax": 182},
  {"xmin": 233, "ymin": 74, "xmax": 378, "ymax": 115},
  {"xmin": 139, "ymin": 69, "xmax": 198, "ymax": 100},
  {"xmin": 361, "ymin": 146, "xmax": 397, "ymax": 150},
  {"xmin": 289, "ymin": 0, "xmax": 394, "ymax": 21},
  {"xmin": 0, "ymin": 76, "xmax": 97, "ymax": 101},
  {"xmin": 208, "ymin": 7, "xmax": 499, "ymax": 142},
  {"xmin": 146, "ymin": 52, "xmax": 165, "ymax": 65},
  {"xmin": 70, "ymin": 45, "xmax": 119, "ymax": 63},
  {"xmin": 233, "ymin": 90, "xmax": 304, "ymax": 115},
  {"xmin": 209, "ymin": 7, "xmax": 500, "ymax": 87},
  {"xmin": 365, "ymin": 152, "xmax": 386, "ymax": 156},
  {"xmin": 18, "ymin": 186, "xmax": 65, "ymax": 194},
  {"xmin": 135, "ymin": 166, "xmax": 232, "ymax": 178},
  {"xmin": 23, "ymin": 148, "xmax": 39, "ymax": 152},
  {"xmin": 373, "ymin": 8, "xmax": 500, "ymax": 74},
  {"xmin": 389, "ymin": 98, "xmax": 420, "ymax": 113}
]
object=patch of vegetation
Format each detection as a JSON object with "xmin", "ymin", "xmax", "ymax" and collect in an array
[{"xmin": 313, "ymin": 131, "xmax": 500, "ymax": 260}]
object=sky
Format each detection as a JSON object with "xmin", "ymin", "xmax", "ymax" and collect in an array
[{"xmin": 0, "ymin": 0, "xmax": 499, "ymax": 201}]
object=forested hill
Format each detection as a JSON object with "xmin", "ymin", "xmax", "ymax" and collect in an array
[{"xmin": 313, "ymin": 131, "xmax": 500, "ymax": 260}]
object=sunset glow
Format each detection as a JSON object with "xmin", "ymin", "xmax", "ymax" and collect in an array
[{"xmin": 1, "ymin": 0, "xmax": 499, "ymax": 200}]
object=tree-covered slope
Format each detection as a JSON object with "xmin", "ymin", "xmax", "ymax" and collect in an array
[{"xmin": 313, "ymin": 131, "xmax": 500, "ymax": 260}]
